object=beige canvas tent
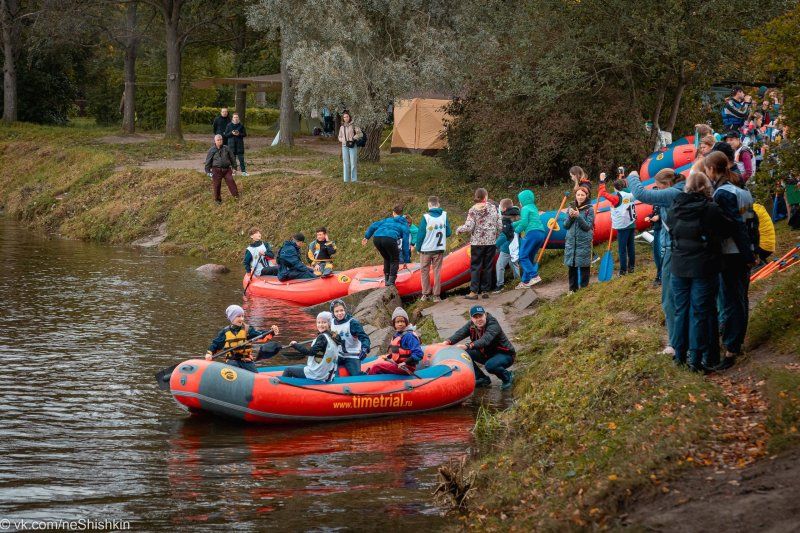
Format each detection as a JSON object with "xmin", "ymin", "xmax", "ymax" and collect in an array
[{"xmin": 391, "ymin": 98, "xmax": 451, "ymax": 155}]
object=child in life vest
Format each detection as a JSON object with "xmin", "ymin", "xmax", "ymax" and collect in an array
[
  {"xmin": 330, "ymin": 299, "xmax": 371, "ymax": 376},
  {"xmin": 282, "ymin": 311, "xmax": 341, "ymax": 382},
  {"xmin": 205, "ymin": 304, "xmax": 280, "ymax": 373},
  {"xmin": 368, "ymin": 307, "xmax": 423, "ymax": 375},
  {"xmin": 599, "ymin": 172, "xmax": 637, "ymax": 276}
]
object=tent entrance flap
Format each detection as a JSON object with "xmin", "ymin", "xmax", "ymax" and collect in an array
[{"xmin": 391, "ymin": 98, "xmax": 450, "ymax": 154}]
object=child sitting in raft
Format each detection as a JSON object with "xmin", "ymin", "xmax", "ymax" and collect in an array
[
  {"xmin": 205, "ymin": 305, "xmax": 280, "ymax": 373},
  {"xmin": 243, "ymin": 227, "xmax": 278, "ymax": 277},
  {"xmin": 368, "ymin": 308, "xmax": 423, "ymax": 376},
  {"xmin": 330, "ymin": 299, "xmax": 371, "ymax": 376},
  {"xmin": 282, "ymin": 312, "xmax": 341, "ymax": 382},
  {"xmin": 308, "ymin": 226, "xmax": 337, "ymax": 276}
]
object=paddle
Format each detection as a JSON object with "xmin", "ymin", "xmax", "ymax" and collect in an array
[
  {"xmin": 154, "ymin": 331, "xmax": 274, "ymax": 390},
  {"xmin": 598, "ymin": 228, "xmax": 615, "ymax": 282},
  {"xmin": 536, "ymin": 191, "xmax": 571, "ymax": 263}
]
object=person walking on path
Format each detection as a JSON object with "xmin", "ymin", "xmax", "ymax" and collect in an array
[
  {"xmin": 457, "ymin": 188, "xmax": 502, "ymax": 300},
  {"xmin": 223, "ymin": 113, "xmax": 248, "ymax": 176},
  {"xmin": 212, "ymin": 107, "xmax": 230, "ymax": 137},
  {"xmin": 363, "ymin": 205, "xmax": 411, "ymax": 286},
  {"xmin": 204, "ymin": 134, "xmax": 239, "ymax": 204},
  {"xmin": 338, "ymin": 111, "xmax": 363, "ymax": 183},
  {"xmin": 444, "ymin": 305, "xmax": 516, "ymax": 389},
  {"xmin": 513, "ymin": 189, "xmax": 546, "ymax": 288},
  {"xmin": 415, "ymin": 196, "xmax": 452, "ymax": 302},
  {"xmin": 563, "ymin": 185, "xmax": 595, "ymax": 292}
]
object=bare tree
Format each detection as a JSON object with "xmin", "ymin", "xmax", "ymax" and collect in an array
[{"xmin": 1, "ymin": 0, "xmax": 22, "ymax": 123}]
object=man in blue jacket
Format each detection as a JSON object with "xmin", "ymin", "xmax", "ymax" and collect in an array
[
  {"xmin": 362, "ymin": 204, "xmax": 411, "ymax": 286},
  {"xmin": 721, "ymin": 87, "xmax": 752, "ymax": 131},
  {"xmin": 277, "ymin": 233, "xmax": 316, "ymax": 281}
]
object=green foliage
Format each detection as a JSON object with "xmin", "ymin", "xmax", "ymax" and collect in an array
[
  {"xmin": 746, "ymin": 262, "xmax": 800, "ymax": 354},
  {"xmin": 761, "ymin": 368, "xmax": 800, "ymax": 453},
  {"xmin": 181, "ymin": 106, "xmax": 280, "ymax": 126},
  {"xmin": 14, "ymin": 49, "xmax": 79, "ymax": 125}
]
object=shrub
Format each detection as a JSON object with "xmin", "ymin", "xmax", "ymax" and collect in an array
[{"xmin": 181, "ymin": 106, "xmax": 280, "ymax": 126}]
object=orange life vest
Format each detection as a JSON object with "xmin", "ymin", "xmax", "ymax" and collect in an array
[{"xmin": 388, "ymin": 335, "xmax": 413, "ymax": 364}]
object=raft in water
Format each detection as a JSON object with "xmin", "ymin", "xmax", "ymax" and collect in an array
[{"xmin": 169, "ymin": 344, "xmax": 476, "ymax": 424}]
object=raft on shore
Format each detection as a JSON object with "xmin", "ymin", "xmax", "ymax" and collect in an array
[{"xmin": 169, "ymin": 344, "xmax": 475, "ymax": 424}]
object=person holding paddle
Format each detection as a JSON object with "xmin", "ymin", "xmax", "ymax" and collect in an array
[
  {"xmin": 563, "ymin": 186, "xmax": 595, "ymax": 292},
  {"xmin": 205, "ymin": 305, "xmax": 280, "ymax": 373}
]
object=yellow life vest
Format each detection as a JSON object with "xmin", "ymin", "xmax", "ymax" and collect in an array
[
  {"xmin": 753, "ymin": 203, "xmax": 776, "ymax": 253},
  {"xmin": 224, "ymin": 324, "xmax": 252, "ymax": 359}
]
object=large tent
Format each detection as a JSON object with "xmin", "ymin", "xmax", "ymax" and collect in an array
[{"xmin": 391, "ymin": 97, "xmax": 451, "ymax": 155}]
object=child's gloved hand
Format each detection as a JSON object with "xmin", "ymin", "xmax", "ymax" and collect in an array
[{"xmin": 205, "ymin": 351, "xmax": 213, "ymax": 361}]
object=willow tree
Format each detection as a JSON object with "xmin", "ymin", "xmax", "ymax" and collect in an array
[{"xmin": 248, "ymin": 0, "xmax": 458, "ymax": 161}]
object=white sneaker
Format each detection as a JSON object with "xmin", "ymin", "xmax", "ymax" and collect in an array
[
  {"xmin": 529, "ymin": 276, "xmax": 542, "ymax": 285},
  {"xmin": 661, "ymin": 346, "xmax": 675, "ymax": 356},
  {"xmin": 515, "ymin": 281, "xmax": 530, "ymax": 289},
  {"xmin": 242, "ymin": 172, "xmax": 249, "ymax": 176}
]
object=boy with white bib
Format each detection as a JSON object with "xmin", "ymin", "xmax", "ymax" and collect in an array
[
  {"xmin": 600, "ymin": 172, "xmax": 637, "ymax": 276},
  {"xmin": 329, "ymin": 299, "xmax": 371, "ymax": 376},
  {"xmin": 414, "ymin": 196, "xmax": 452, "ymax": 302},
  {"xmin": 282, "ymin": 312, "xmax": 341, "ymax": 382}
]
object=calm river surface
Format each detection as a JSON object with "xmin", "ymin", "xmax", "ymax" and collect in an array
[{"xmin": 0, "ymin": 217, "xmax": 507, "ymax": 531}]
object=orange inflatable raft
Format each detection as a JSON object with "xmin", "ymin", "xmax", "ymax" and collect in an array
[
  {"xmin": 169, "ymin": 344, "xmax": 476, "ymax": 424},
  {"xmin": 243, "ymin": 266, "xmax": 371, "ymax": 306},
  {"xmin": 346, "ymin": 246, "xmax": 473, "ymax": 297}
]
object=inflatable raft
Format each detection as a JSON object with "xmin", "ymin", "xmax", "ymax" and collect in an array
[
  {"xmin": 169, "ymin": 344, "xmax": 475, "ymax": 424},
  {"xmin": 346, "ymin": 246, "xmax": 473, "ymax": 297},
  {"xmin": 243, "ymin": 266, "xmax": 371, "ymax": 306}
]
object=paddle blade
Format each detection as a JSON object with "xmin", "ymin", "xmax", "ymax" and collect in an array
[
  {"xmin": 154, "ymin": 364, "xmax": 178, "ymax": 391},
  {"xmin": 598, "ymin": 251, "xmax": 614, "ymax": 282},
  {"xmin": 256, "ymin": 341, "xmax": 283, "ymax": 360}
]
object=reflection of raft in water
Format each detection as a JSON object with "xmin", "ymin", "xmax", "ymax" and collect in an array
[{"xmin": 170, "ymin": 344, "xmax": 475, "ymax": 424}]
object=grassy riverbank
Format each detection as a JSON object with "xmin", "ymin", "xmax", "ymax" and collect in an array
[{"xmin": 0, "ymin": 121, "xmax": 575, "ymax": 272}]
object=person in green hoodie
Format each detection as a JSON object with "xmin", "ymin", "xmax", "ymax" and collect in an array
[{"xmin": 512, "ymin": 189, "xmax": 546, "ymax": 287}]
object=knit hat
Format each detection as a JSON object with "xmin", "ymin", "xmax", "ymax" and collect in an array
[
  {"xmin": 226, "ymin": 304, "xmax": 244, "ymax": 323},
  {"xmin": 391, "ymin": 307, "xmax": 409, "ymax": 324},
  {"xmin": 317, "ymin": 311, "xmax": 333, "ymax": 323}
]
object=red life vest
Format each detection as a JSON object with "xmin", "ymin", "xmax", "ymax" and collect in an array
[{"xmin": 388, "ymin": 335, "xmax": 413, "ymax": 364}]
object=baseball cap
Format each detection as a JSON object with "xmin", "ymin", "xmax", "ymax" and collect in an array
[{"xmin": 470, "ymin": 305, "xmax": 486, "ymax": 316}]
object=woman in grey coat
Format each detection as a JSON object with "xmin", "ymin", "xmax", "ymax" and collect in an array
[{"xmin": 563, "ymin": 185, "xmax": 595, "ymax": 291}]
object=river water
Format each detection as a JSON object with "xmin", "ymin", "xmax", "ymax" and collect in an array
[{"xmin": 0, "ymin": 217, "xmax": 506, "ymax": 531}]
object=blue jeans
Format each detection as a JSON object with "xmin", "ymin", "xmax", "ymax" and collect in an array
[
  {"xmin": 226, "ymin": 359, "xmax": 258, "ymax": 373},
  {"xmin": 671, "ymin": 274, "xmax": 718, "ymax": 368},
  {"xmin": 338, "ymin": 356, "xmax": 363, "ymax": 376},
  {"xmin": 519, "ymin": 230, "xmax": 546, "ymax": 283},
  {"xmin": 661, "ymin": 243, "xmax": 677, "ymax": 348},
  {"xmin": 236, "ymin": 153, "xmax": 246, "ymax": 173},
  {"xmin": 495, "ymin": 251, "xmax": 520, "ymax": 288},
  {"xmin": 652, "ymin": 225, "xmax": 662, "ymax": 280},
  {"xmin": 718, "ymin": 256, "xmax": 750, "ymax": 353},
  {"xmin": 467, "ymin": 348, "xmax": 513, "ymax": 383},
  {"xmin": 342, "ymin": 145, "xmax": 358, "ymax": 182},
  {"xmin": 616, "ymin": 227, "xmax": 636, "ymax": 272}
]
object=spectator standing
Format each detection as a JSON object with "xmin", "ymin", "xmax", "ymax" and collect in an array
[
  {"xmin": 721, "ymin": 86, "xmax": 752, "ymax": 131},
  {"xmin": 646, "ymin": 205, "xmax": 663, "ymax": 285},
  {"xmin": 705, "ymin": 152, "xmax": 755, "ymax": 370},
  {"xmin": 563, "ymin": 185, "xmax": 594, "ymax": 292},
  {"xmin": 204, "ymin": 134, "xmax": 239, "ymax": 204},
  {"xmin": 223, "ymin": 113, "xmax": 248, "ymax": 176},
  {"xmin": 338, "ymin": 111, "xmax": 363, "ymax": 183},
  {"xmin": 212, "ymin": 107, "xmax": 231, "ymax": 137},
  {"xmin": 723, "ymin": 131, "xmax": 754, "ymax": 183},
  {"xmin": 415, "ymin": 196, "xmax": 452, "ymax": 302},
  {"xmin": 457, "ymin": 188, "xmax": 502, "ymax": 300},
  {"xmin": 667, "ymin": 172, "xmax": 729, "ymax": 372},
  {"xmin": 322, "ymin": 106, "xmax": 334, "ymax": 137}
]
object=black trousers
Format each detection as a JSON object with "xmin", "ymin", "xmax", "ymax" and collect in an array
[
  {"xmin": 373, "ymin": 236, "xmax": 400, "ymax": 277},
  {"xmin": 470, "ymin": 245, "xmax": 496, "ymax": 293},
  {"xmin": 568, "ymin": 266, "xmax": 590, "ymax": 291}
]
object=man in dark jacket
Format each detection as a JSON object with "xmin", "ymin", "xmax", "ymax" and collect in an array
[
  {"xmin": 223, "ymin": 112, "xmax": 248, "ymax": 176},
  {"xmin": 212, "ymin": 107, "xmax": 231, "ymax": 137},
  {"xmin": 445, "ymin": 305, "xmax": 515, "ymax": 389},
  {"xmin": 277, "ymin": 233, "xmax": 316, "ymax": 281},
  {"xmin": 204, "ymin": 135, "xmax": 239, "ymax": 204}
]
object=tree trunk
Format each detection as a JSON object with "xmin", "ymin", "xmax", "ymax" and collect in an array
[
  {"xmin": 278, "ymin": 31, "xmax": 294, "ymax": 146},
  {"xmin": 664, "ymin": 68, "xmax": 687, "ymax": 133},
  {"xmin": 122, "ymin": 2, "xmax": 138, "ymax": 134},
  {"xmin": 164, "ymin": 15, "xmax": 182, "ymax": 140},
  {"xmin": 234, "ymin": 83, "xmax": 246, "ymax": 121},
  {"xmin": 1, "ymin": 0, "xmax": 19, "ymax": 123},
  {"xmin": 359, "ymin": 121, "xmax": 383, "ymax": 163},
  {"xmin": 232, "ymin": 16, "xmax": 246, "ymax": 122},
  {"xmin": 649, "ymin": 84, "xmax": 666, "ymax": 148}
]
